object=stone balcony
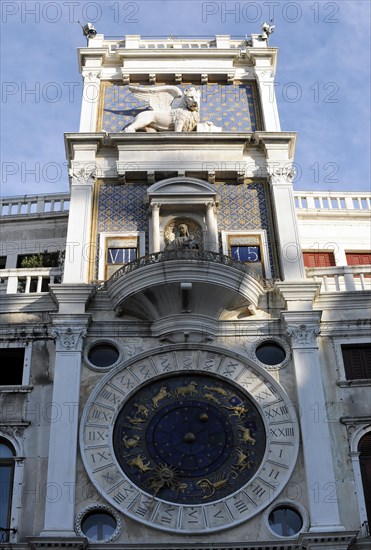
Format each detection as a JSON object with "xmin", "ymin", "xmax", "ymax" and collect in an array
[{"xmin": 0, "ymin": 267, "xmax": 63, "ymax": 294}]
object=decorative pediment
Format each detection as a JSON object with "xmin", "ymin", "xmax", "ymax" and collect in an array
[{"xmin": 147, "ymin": 177, "xmax": 217, "ymax": 200}]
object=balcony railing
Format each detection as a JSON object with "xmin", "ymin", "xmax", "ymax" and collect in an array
[
  {"xmin": 294, "ymin": 191, "xmax": 371, "ymax": 211},
  {"xmin": 0, "ymin": 193, "xmax": 70, "ymax": 217},
  {"xmin": 0, "ymin": 267, "xmax": 63, "ymax": 294},
  {"xmin": 306, "ymin": 265, "xmax": 371, "ymax": 292},
  {"xmin": 102, "ymin": 249, "xmax": 262, "ymax": 290}
]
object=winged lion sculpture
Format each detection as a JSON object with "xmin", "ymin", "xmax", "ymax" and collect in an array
[{"xmin": 123, "ymin": 85, "xmax": 201, "ymax": 133}]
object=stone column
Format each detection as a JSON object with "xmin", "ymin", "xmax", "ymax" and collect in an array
[
  {"xmin": 150, "ymin": 203, "xmax": 161, "ymax": 253},
  {"xmin": 269, "ymin": 168, "xmax": 306, "ymax": 280},
  {"xmin": 63, "ymin": 166, "xmax": 96, "ymax": 284},
  {"xmin": 282, "ymin": 311, "xmax": 344, "ymax": 532},
  {"xmin": 41, "ymin": 315, "xmax": 90, "ymax": 537},
  {"xmin": 79, "ymin": 70, "xmax": 101, "ymax": 132},
  {"xmin": 254, "ymin": 67, "xmax": 281, "ymax": 131},
  {"xmin": 205, "ymin": 201, "xmax": 219, "ymax": 252}
]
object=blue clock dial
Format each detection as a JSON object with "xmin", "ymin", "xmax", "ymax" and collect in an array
[{"xmin": 113, "ymin": 373, "xmax": 266, "ymax": 504}]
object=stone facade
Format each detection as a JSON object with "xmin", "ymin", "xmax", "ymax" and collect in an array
[{"xmin": 0, "ymin": 33, "xmax": 370, "ymax": 550}]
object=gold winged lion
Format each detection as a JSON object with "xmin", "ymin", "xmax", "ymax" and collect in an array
[{"xmin": 123, "ymin": 85, "xmax": 201, "ymax": 133}]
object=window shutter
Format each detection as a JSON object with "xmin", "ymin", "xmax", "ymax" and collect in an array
[
  {"xmin": 346, "ymin": 253, "xmax": 371, "ymax": 266},
  {"xmin": 342, "ymin": 345, "xmax": 371, "ymax": 379},
  {"xmin": 303, "ymin": 252, "xmax": 336, "ymax": 268}
]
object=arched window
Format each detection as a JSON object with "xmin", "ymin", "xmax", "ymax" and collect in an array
[
  {"xmin": 359, "ymin": 433, "xmax": 371, "ymax": 526},
  {"xmin": 0, "ymin": 439, "xmax": 16, "ymax": 542}
]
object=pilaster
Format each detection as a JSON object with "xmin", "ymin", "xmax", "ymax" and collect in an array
[
  {"xmin": 250, "ymin": 48, "xmax": 280, "ymax": 131},
  {"xmin": 79, "ymin": 69, "xmax": 101, "ymax": 132},
  {"xmin": 205, "ymin": 201, "xmax": 219, "ymax": 252},
  {"xmin": 40, "ymin": 314, "xmax": 91, "ymax": 537},
  {"xmin": 282, "ymin": 310, "xmax": 345, "ymax": 533},
  {"xmin": 64, "ymin": 160, "xmax": 97, "ymax": 283}
]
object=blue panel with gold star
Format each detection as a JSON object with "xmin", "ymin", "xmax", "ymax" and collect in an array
[{"xmin": 100, "ymin": 83, "xmax": 259, "ymax": 133}]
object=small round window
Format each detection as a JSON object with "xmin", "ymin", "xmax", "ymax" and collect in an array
[
  {"xmin": 256, "ymin": 341, "xmax": 286, "ymax": 366},
  {"xmin": 268, "ymin": 506, "xmax": 303, "ymax": 537},
  {"xmin": 88, "ymin": 344, "xmax": 119, "ymax": 368},
  {"xmin": 81, "ymin": 511, "xmax": 117, "ymax": 541}
]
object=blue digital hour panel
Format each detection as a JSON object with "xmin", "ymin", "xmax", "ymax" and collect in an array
[
  {"xmin": 101, "ymin": 83, "xmax": 259, "ymax": 133},
  {"xmin": 231, "ymin": 245, "xmax": 261, "ymax": 262},
  {"xmin": 113, "ymin": 373, "xmax": 266, "ymax": 504},
  {"xmin": 107, "ymin": 248, "xmax": 137, "ymax": 264}
]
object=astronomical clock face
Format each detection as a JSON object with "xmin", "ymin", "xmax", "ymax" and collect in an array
[{"xmin": 80, "ymin": 347, "xmax": 299, "ymax": 533}]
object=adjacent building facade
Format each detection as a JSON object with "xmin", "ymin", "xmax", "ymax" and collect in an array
[{"xmin": 0, "ymin": 31, "xmax": 370, "ymax": 550}]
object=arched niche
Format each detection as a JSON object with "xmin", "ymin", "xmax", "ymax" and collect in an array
[{"xmin": 147, "ymin": 177, "xmax": 219, "ymax": 253}]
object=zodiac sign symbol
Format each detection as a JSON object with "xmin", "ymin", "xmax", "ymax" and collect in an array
[
  {"xmin": 175, "ymin": 381, "xmax": 198, "ymax": 397},
  {"xmin": 233, "ymin": 448, "xmax": 252, "ymax": 471},
  {"xmin": 152, "ymin": 386, "xmax": 170, "ymax": 408},
  {"xmin": 197, "ymin": 471, "xmax": 238, "ymax": 499},
  {"xmin": 223, "ymin": 404, "xmax": 249, "ymax": 418},
  {"xmin": 126, "ymin": 402, "xmax": 149, "ymax": 425},
  {"xmin": 203, "ymin": 385, "xmax": 228, "ymax": 396},
  {"xmin": 122, "ymin": 434, "xmax": 140, "ymax": 449},
  {"xmin": 203, "ymin": 391, "xmax": 220, "ymax": 405},
  {"xmin": 239, "ymin": 426, "xmax": 256, "ymax": 445},
  {"xmin": 127, "ymin": 454, "xmax": 152, "ymax": 473}
]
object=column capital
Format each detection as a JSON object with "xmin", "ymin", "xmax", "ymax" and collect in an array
[
  {"xmin": 50, "ymin": 314, "xmax": 91, "ymax": 353},
  {"xmin": 282, "ymin": 311, "xmax": 322, "ymax": 348},
  {"xmin": 82, "ymin": 69, "xmax": 101, "ymax": 82},
  {"xmin": 268, "ymin": 165, "xmax": 295, "ymax": 186},
  {"xmin": 69, "ymin": 163, "xmax": 97, "ymax": 187}
]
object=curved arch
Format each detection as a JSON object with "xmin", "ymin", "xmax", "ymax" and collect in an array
[{"xmin": 349, "ymin": 424, "xmax": 371, "ymax": 530}]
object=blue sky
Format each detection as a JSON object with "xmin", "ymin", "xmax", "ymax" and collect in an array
[{"xmin": 1, "ymin": 0, "xmax": 370, "ymax": 196}]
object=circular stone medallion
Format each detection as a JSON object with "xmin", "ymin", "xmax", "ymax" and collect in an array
[{"xmin": 80, "ymin": 347, "xmax": 299, "ymax": 533}]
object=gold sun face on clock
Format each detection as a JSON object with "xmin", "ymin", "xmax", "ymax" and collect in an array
[{"xmin": 80, "ymin": 347, "xmax": 299, "ymax": 533}]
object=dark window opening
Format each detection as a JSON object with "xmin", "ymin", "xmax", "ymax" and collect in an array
[
  {"xmin": 16, "ymin": 251, "xmax": 62, "ymax": 269},
  {"xmin": 0, "ymin": 348, "xmax": 25, "ymax": 385},
  {"xmin": 0, "ymin": 257, "xmax": 6, "ymax": 270},
  {"xmin": 81, "ymin": 511, "xmax": 117, "ymax": 541},
  {"xmin": 359, "ymin": 433, "xmax": 371, "ymax": 525},
  {"xmin": 0, "ymin": 439, "xmax": 16, "ymax": 541},
  {"xmin": 342, "ymin": 345, "xmax": 371, "ymax": 380},
  {"xmin": 256, "ymin": 341, "xmax": 286, "ymax": 366},
  {"xmin": 88, "ymin": 344, "xmax": 119, "ymax": 368},
  {"xmin": 268, "ymin": 506, "xmax": 303, "ymax": 537}
]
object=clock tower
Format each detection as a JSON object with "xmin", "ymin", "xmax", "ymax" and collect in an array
[{"xmin": 3, "ymin": 28, "xmax": 368, "ymax": 550}]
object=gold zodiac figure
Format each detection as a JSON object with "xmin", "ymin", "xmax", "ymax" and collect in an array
[
  {"xmin": 133, "ymin": 403, "xmax": 149, "ymax": 418},
  {"xmin": 152, "ymin": 386, "xmax": 170, "ymax": 408},
  {"xmin": 175, "ymin": 381, "xmax": 198, "ymax": 397},
  {"xmin": 203, "ymin": 392, "xmax": 220, "ymax": 405},
  {"xmin": 198, "ymin": 471, "xmax": 238, "ymax": 499},
  {"xmin": 239, "ymin": 426, "xmax": 256, "ymax": 445},
  {"xmin": 223, "ymin": 404, "xmax": 249, "ymax": 418},
  {"xmin": 122, "ymin": 434, "xmax": 140, "ymax": 449},
  {"xmin": 126, "ymin": 415, "xmax": 146, "ymax": 426},
  {"xmin": 127, "ymin": 454, "xmax": 152, "ymax": 472},
  {"xmin": 203, "ymin": 385, "xmax": 228, "ymax": 396},
  {"xmin": 233, "ymin": 448, "xmax": 252, "ymax": 471}
]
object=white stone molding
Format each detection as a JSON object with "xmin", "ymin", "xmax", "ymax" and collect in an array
[
  {"xmin": 41, "ymin": 315, "xmax": 91, "ymax": 538},
  {"xmin": 282, "ymin": 311, "xmax": 345, "ymax": 533},
  {"xmin": 79, "ymin": 69, "xmax": 101, "ymax": 132},
  {"xmin": 262, "ymin": 499, "xmax": 309, "ymax": 540},
  {"xmin": 150, "ymin": 204, "xmax": 161, "ymax": 254},
  {"xmin": 342, "ymin": 421, "xmax": 371, "ymax": 530},
  {"xmin": 75, "ymin": 503, "xmax": 122, "ymax": 542}
]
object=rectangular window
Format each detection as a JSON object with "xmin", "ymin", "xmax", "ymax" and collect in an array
[
  {"xmin": 346, "ymin": 253, "xmax": 371, "ymax": 265},
  {"xmin": 0, "ymin": 348, "xmax": 25, "ymax": 385},
  {"xmin": 303, "ymin": 251, "xmax": 336, "ymax": 268},
  {"xmin": 342, "ymin": 344, "xmax": 371, "ymax": 380},
  {"xmin": 231, "ymin": 245, "xmax": 261, "ymax": 263},
  {"xmin": 0, "ymin": 256, "xmax": 6, "ymax": 269}
]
